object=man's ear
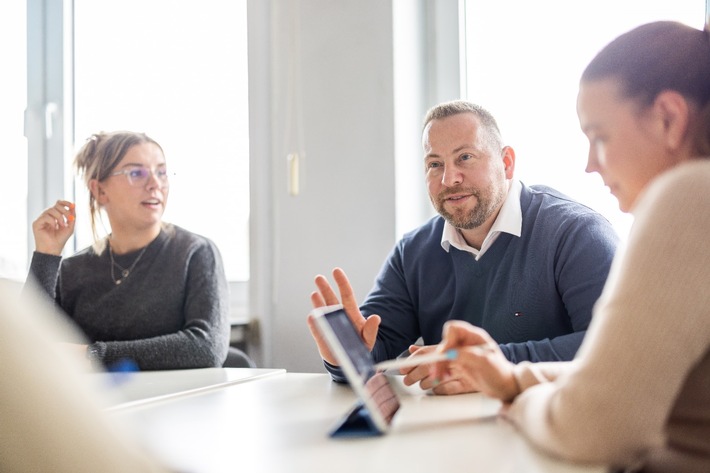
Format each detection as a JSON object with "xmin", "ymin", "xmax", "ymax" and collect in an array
[
  {"xmin": 502, "ymin": 146, "xmax": 516, "ymax": 179},
  {"xmin": 89, "ymin": 179, "xmax": 107, "ymax": 204},
  {"xmin": 654, "ymin": 90, "xmax": 690, "ymax": 152}
]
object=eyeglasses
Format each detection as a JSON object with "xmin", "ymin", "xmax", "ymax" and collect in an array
[{"xmin": 109, "ymin": 166, "xmax": 172, "ymax": 188}]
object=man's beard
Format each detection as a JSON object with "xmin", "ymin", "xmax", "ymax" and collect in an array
[{"xmin": 433, "ymin": 185, "xmax": 505, "ymax": 230}]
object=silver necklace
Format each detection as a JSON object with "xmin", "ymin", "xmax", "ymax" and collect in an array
[{"xmin": 109, "ymin": 243, "xmax": 149, "ymax": 285}]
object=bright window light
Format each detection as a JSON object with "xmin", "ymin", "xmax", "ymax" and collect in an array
[
  {"xmin": 74, "ymin": 0, "xmax": 250, "ymax": 281},
  {"xmin": 0, "ymin": 2, "xmax": 28, "ymax": 280},
  {"xmin": 463, "ymin": 0, "xmax": 705, "ymax": 240}
]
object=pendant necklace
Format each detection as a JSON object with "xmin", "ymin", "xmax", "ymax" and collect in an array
[{"xmin": 109, "ymin": 243, "xmax": 149, "ymax": 285}]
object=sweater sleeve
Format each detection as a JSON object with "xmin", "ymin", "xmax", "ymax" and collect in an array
[
  {"xmin": 505, "ymin": 164, "xmax": 710, "ymax": 467},
  {"xmin": 511, "ymin": 361, "xmax": 571, "ymax": 390},
  {"xmin": 25, "ymin": 251, "xmax": 63, "ymax": 301},
  {"xmin": 96, "ymin": 240, "xmax": 230, "ymax": 370},
  {"xmin": 361, "ymin": 241, "xmax": 421, "ymax": 363}
]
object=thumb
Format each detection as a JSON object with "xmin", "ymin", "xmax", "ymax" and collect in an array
[
  {"xmin": 361, "ymin": 314, "xmax": 381, "ymax": 350},
  {"xmin": 441, "ymin": 320, "xmax": 488, "ymax": 349},
  {"xmin": 67, "ymin": 211, "xmax": 76, "ymax": 228}
]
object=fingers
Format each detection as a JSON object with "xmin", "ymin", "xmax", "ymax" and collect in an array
[
  {"xmin": 313, "ymin": 274, "xmax": 340, "ymax": 306},
  {"xmin": 315, "ymin": 267, "xmax": 369, "ymax": 329},
  {"xmin": 54, "ymin": 200, "xmax": 75, "ymax": 223},
  {"xmin": 432, "ymin": 378, "xmax": 469, "ymax": 395},
  {"xmin": 305, "ymin": 312, "xmax": 338, "ymax": 365},
  {"xmin": 405, "ymin": 344, "xmax": 448, "ymax": 381},
  {"xmin": 32, "ymin": 200, "xmax": 76, "ymax": 255},
  {"xmin": 403, "ymin": 364, "xmax": 476, "ymax": 395},
  {"xmin": 361, "ymin": 314, "xmax": 380, "ymax": 351},
  {"xmin": 431, "ymin": 345, "xmax": 518, "ymax": 401},
  {"xmin": 428, "ymin": 362, "xmax": 482, "ymax": 395},
  {"xmin": 440, "ymin": 320, "xmax": 493, "ymax": 351},
  {"xmin": 432, "ymin": 323, "xmax": 498, "ymax": 384},
  {"xmin": 310, "ymin": 290, "xmax": 326, "ymax": 309},
  {"xmin": 402, "ymin": 344, "xmax": 434, "ymax": 371},
  {"xmin": 331, "ymin": 267, "xmax": 358, "ymax": 308},
  {"xmin": 400, "ymin": 345, "xmax": 437, "ymax": 385},
  {"xmin": 34, "ymin": 200, "xmax": 76, "ymax": 229},
  {"xmin": 402, "ymin": 363, "xmax": 431, "ymax": 386},
  {"xmin": 311, "ymin": 267, "xmax": 379, "ymax": 351}
]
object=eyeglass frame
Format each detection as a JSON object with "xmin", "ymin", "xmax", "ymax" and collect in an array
[{"xmin": 108, "ymin": 166, "xmax": 172, "ymax": 188}]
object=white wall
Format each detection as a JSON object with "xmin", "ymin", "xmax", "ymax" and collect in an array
[
  {"xmin": 248, "ymin": 0, "xmax": 462, "ymax": 372},
  {"xmin": 250, "ymin": 0, "xmax": 399, "ymax": 372}
]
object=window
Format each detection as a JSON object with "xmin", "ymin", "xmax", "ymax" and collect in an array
[
  {"xmin": 0, "ymin": 2, "xmax": 28, "ymax": 280},
  {"xmin": 463, "ymin": 0, "xmax": 705, "ymax": 240},
  {"xmin": 73, "ymin": 0, "xmax": 250, "ymax": 283}
]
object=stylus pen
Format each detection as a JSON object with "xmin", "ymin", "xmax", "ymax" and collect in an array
[{"xmin": 374, "ymin": 344, "xmax": 494, "ymax": 371}]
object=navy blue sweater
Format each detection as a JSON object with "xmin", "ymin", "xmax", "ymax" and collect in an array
[{"xmin": 327, "ymin": 184, "xmax": 618, "ymax": 382}]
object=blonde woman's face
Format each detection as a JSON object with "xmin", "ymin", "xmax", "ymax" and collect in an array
[{"xmin": 98, "ymin": 142, "xmax": 169, "ymax": 233}]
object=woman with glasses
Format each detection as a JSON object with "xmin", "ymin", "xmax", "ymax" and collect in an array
[
  {"xmin": 27, "ymin": 130, "xmax": 230, "ymax": 370},
  {"xmin": 430, "ymin": 21, "xmax": 710, "ymax": 472}
]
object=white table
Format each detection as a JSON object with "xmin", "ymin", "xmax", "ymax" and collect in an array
[
  {"xmin": 110, "ymin": 370, "xmax": 606, "ymax": 473},
  {"xmin": 92, "ymin": 367, "xmax": 284, "ymax": 410}
]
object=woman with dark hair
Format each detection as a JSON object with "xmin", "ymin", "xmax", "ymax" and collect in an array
[{"xmin": 431, "ymin": 21, "xmax": 710, "ymax": 472}]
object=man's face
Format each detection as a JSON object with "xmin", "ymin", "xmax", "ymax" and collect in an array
[{"xmin": 423, "ymin": 113, "xmax": 511, "ymax": 231}]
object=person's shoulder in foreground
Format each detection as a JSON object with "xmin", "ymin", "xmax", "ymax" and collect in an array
[
  {"xmin": 0, "ymin": 280, "xmax": 173, "ymax": 473},
  {"xmin": 430, "ymin": 20, "xmax": 710, "ymax": 472},
  {"xmin": 509, "ymin": 158, "xmax": 710, "ymax": 469}
]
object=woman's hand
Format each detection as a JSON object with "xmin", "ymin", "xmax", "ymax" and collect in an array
[
  {"xmin": 431, "ymin": 320, "xmax": 521, "ymax": 402},
  {"xmin": 32, "ymin": 200, "xmax": 76, "ymax": 255}
]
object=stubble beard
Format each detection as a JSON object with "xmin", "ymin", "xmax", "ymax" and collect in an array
[{"xmin": 433, "ymin": 184, "xmax": 506, "ymax": 230}]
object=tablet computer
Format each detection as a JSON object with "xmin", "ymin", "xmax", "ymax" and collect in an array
[{"xmin": 311, "ymin": 304, "xmax": 401, "ymax": 436}]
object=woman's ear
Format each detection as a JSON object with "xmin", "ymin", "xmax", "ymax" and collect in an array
[
  {"xmin": 89, "ymin": 179, "xmax": 107, "ymax": 205},
  {"xmin": 654, "ymin": 90, "xmax": 690, "ymax": 152}
]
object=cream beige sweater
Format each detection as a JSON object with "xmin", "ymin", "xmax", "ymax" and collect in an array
[{"xmin": 508, "ymin": 160, "xmax": 710, "ymax": 472}]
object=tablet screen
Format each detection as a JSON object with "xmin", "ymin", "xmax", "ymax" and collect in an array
[
  {"xmin": 319, "ymin": 307, "xmax": 400, "ymax": 429},
  {"xmin": 326, "ymin": 308, "xmax": 376, "ymax": 380}
]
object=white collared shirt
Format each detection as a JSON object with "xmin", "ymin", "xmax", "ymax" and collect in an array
[{"xmin": 440, "ymin": 179, "xmax": 523, "ymax": 260}]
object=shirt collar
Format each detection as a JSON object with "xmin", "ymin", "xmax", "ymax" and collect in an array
[{"xmin": 441, "ymin": 180, "xmax": 523, "ymax": 258}]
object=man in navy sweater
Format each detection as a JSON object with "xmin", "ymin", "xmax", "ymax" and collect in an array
[{"xmin": 307, "ymin": 100, "xmax": 618, "ymax": 394}]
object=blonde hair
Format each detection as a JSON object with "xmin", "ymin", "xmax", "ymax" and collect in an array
[{"xmin": 74, "ymin": 131, "xmax": 164, "ymax": 249}]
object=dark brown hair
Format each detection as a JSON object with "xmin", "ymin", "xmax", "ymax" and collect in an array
[{"xmin": 582, "ymin": 21, "xmax": 710, "ymax": 155}]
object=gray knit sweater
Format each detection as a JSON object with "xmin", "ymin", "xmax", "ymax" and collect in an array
[{"xmin": 27, "ymin": 224, "xmax": 230, "ymax": 370}]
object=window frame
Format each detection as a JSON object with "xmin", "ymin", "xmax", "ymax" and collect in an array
[{"xmin": 26, "ymin": 0, "xmax": 249, "ymax": 323}]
